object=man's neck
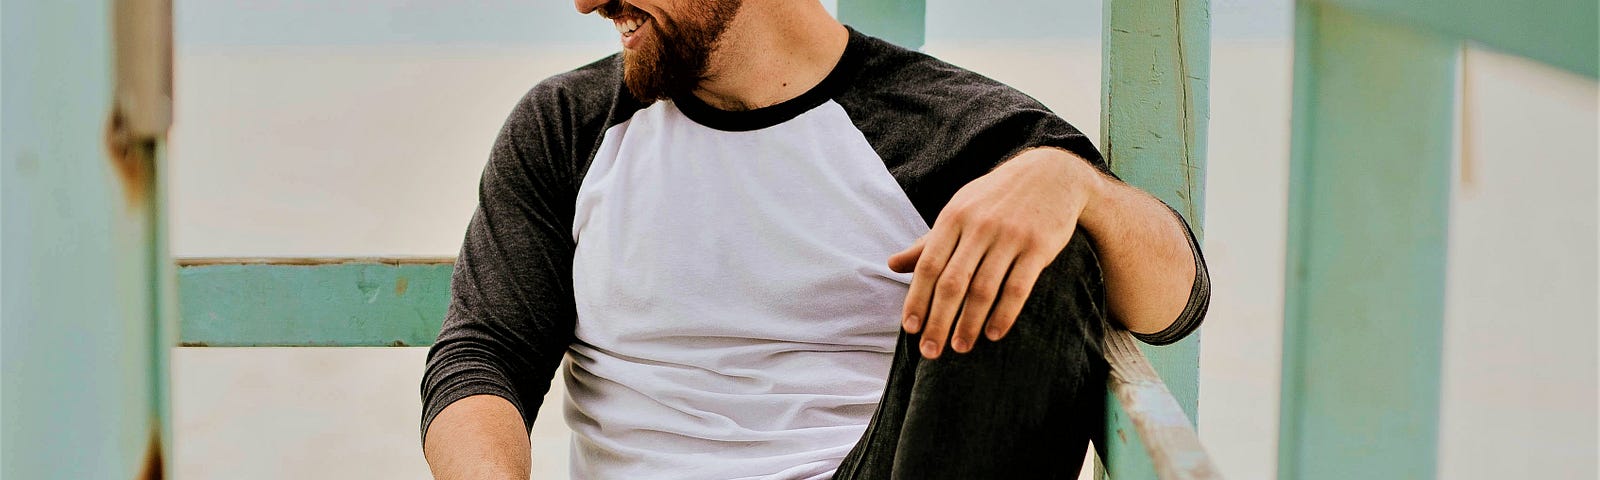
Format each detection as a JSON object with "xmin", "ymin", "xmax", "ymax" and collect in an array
[{"xmin": 690, "ymin": 1, "xmax": 848, "ymax": 111}]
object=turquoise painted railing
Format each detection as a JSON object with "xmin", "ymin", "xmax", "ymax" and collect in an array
[
  {"xmin": 1278, "ymin": 1, "xmax": 1594, "ymax": 479},
  {"xmin": 172, "ymin": 1, "xmax": 1223, "ymax": 478},
  {"xmin": 4, "ymin": 0, "xmax": 176, "ymax": 477}
]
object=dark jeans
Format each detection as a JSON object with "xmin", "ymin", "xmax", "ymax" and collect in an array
[{"xmin": 834, "ymin": 233, "xmax": 1109, "ymax": 480}]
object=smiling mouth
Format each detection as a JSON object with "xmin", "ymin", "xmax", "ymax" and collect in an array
[{"xmin": 614, "ymin": 16, "xmax": 649, "ymax": 37}]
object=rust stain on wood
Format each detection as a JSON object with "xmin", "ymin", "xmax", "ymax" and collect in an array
[
  {"xmin": 104, "ymin": 108, "xmax": 155, "ymax": 204},
  {"xmin": 394, "ymin": 276, "xmax": 410, "ymax": 296},
  {"xmin": 136, "ymin": 426, "xmax": 163, "ymax": 480}
]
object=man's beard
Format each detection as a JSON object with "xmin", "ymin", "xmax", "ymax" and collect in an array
[{"xmin": 610, "ymin": 0, "xmax": 742, "ymax": 102}]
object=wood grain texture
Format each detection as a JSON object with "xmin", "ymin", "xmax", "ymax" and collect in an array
[
  {"xmin": 1105, "ymin": 329, "xmax": 1223, "ymax": 480},
  {"xmin": 1099, "ymin": 0, "xmax": 1211, "ymax": 478},
  {"xmin": 1278, "ymin": 3, "xmax": 1455, "ymax": 478}
]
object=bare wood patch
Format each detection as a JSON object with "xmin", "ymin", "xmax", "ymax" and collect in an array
[{"xmin": 1103, "ymin": 328, "xmax": 1224, "ymax": 479}]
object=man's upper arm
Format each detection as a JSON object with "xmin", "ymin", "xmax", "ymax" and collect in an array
[{"xmin": 418, "ymin": 87, "xmax": 583, "ymax": 444}]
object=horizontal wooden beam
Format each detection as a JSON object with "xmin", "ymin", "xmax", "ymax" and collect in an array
[
  {"xmin": 176, "ymin": 258, "xmax": 453, "ymax": 347},
  {"xmin": 1324, "ymin": 0, "xmax": 1596, "ymax": 78}
]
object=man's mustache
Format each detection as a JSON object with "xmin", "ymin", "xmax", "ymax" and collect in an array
[{"xmin": 597, "ymin": 1, "xmax": 647, "ymax": 21}]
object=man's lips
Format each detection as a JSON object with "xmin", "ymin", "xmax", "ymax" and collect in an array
[{"xmin": 613, "ymin": 16, "xmax": 651, "ymax": 49}]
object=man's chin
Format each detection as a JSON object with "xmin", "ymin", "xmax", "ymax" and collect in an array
[{"xmin": 622, "ymin": 58, "xmax": 663, "ymax": 102}]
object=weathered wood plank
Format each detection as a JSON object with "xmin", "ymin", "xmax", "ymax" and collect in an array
[
  {"xmin": 177, "ymin": 259, "xmax": 454, "ymax": 347},
  {"xmin": 1099, "ymin": 0, "xmax": 1211, "ymax": 478},
  {"xmin": 1104, "ymin": 330, "xmax": 1223, "ymax": 480},
  {"xmin": 3, "ymin": 0, "xmax": 171, "ymax": 476},
  {"xmin": 1278, "ymin": 3, "xmax": 1455, "ymax": 478}
]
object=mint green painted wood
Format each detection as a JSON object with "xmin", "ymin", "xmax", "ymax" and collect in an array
[
  {"xmin": 1324, "ymin": 0, "xmax": 1596, "ymax": 78},
  {"xmin": 1278, "ymin": 4, "xmax": 1455, "ymax": 478},
  {"xmin": 837, "ymin": 0, "xmax": 924, "ymax": 49},
  {"xmin": 2, "ymin": 0, "xmax": 168, "ymax": 477},
  {"xmin": 1098, "ymin": 0, "xmax": 1209, "ymax": 477},
  {"xmin": 177, "ymin": 260, "xmax": 454, "ymax": 346}
]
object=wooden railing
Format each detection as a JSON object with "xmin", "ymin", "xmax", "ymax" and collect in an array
[
  {"xmin": 176, "ymin": 256, "xmax": 1222, "ymax": 478},
  {"xmin": 174, "ymin": 0, "xmax": 1225, "ymax": 478},
  {"xmin": 1103, "ymin": 329, "xmax": 1222, "ymax": 479}
]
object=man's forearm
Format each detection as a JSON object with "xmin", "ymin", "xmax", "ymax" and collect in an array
[
  {"xmin": 1073, "ymin": 160, "xmax": 1198, "ymax": 334},
  {"xmin": 424, "ymin": 395, "xmax": 532, "ymax": 480}
]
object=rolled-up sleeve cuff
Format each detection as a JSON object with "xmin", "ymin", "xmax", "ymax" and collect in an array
[
  {"xmin": 420, "ymin": 371, "xmax": 527, "ymax": 447},
  {"xmin": 1131, "ymin": 206, "xmax": 1211, "ymax": 346}
]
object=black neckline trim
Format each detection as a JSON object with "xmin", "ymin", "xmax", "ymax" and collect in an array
[{"xmin": 671, "ymin": 27, "xmax": 867, "ymax": 132}]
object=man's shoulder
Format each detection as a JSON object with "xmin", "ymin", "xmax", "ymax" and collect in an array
[
  {"xmin": 507, "ymin": 53, "xmax": 634, "ymax": 131},
  {"xmin": 845, "ymin": 33, "xmax": 1051, "ymax": 116}
]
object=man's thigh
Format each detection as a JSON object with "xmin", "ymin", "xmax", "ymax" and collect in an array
[{"xmin": 835, "ymin": 232, "xmax": 1109, "ymax": 480}]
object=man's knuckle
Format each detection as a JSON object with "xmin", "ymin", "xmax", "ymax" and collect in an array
[
  {"xmin": 934, "ymin": 270, "xmax": 966, "ymax": 288},
  {"xmin": 937, "ymin": 275, "xmax": 966, "ymax": 292},
  {"xmin": 997, "ymin": 221, "xmax": 1030, "ymax": 239},
  {"xmin": 969, "ymin": 277, "xmax": 996, "ymax": 294}
]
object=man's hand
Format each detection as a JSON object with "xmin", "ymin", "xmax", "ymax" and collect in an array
[{"xmin": 889, "ymin": 147, "xmax": 1107, "ymax": 359}]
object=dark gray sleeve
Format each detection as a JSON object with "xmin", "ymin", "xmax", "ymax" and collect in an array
[
  {"xmin": 419, "ymin": 89, "xmax": 580, "ymax": 444},
  {"xmin": 836, "ymin": 41, "xmax": 1210, "ymax": 346}
]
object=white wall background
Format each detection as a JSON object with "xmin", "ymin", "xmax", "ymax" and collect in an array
[
  {"xmin": 166, "ymin": 1, "xmax": 1598, "ymax": 479},
  {"xmin": 1437, "ymin": 47, "xmax": 1598, "ymax": 480}
]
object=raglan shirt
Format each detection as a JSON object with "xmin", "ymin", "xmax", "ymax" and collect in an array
[{"xmin": 421, "ymin": 28, "xmax": 1210, "ymax": 480}]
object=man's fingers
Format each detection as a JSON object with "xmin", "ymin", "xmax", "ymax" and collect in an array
[
  {"xmin": 950, "ymin": 244, "xmax": 1018, "ymax": 353},
  {"xmin": 919, "ymin": 235, "xmax": 990, "ymax": 359},
  {"xmin": 984, "ymin": 250, "xmax": 1052, "ymax": 341},
  {"xmin": 887, "ymin": 235, "xmax": 926, "ymax": 274},
  {"xmin": 901, "ymin": 230, "xmax": 955, "ymax": 335}
]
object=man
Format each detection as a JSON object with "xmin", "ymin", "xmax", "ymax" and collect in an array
[{"xmin": 420, "ymin": 0, "xmax": 1210, "ymax": 478}]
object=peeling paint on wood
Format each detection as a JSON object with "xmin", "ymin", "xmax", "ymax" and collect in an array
[
  {"xmin": 1104, "ymin": 329, "xmax": 1222, "ymax": 480},
  {"xmin": 1098, "ymin": 0, "xmax": 1211, "ymax": 478},
  {"xmin": 177, "ymin": 261, "xmax": 453, "ymax": 346}
]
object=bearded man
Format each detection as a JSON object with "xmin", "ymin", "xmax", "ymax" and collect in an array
[{"xmin": 419, "ymin": 1, "xmax": 1210, "ymax": 478}]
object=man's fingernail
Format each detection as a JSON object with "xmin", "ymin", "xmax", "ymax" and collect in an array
[
  {"xmin": 986, "ymin": 328, "xmax": 1001, "ymax": 340},
  {"xmin": 920, "ymin": 340, "xmax": 938, "ymax": 358},
  {"xmin": 903, "ymin": 315, "xmax": 918, "ymax": 331},
  {"xmin": 952, "ymin": 337, "xmax": 969, "ymax": 352}
]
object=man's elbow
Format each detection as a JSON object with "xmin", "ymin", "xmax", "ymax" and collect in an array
[{"xmin": 1125, "ymin": 255, "xmax": 1210, "ymax": 346}]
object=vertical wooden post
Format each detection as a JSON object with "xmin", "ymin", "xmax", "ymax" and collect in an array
[
  {"xmin": 2, "ymin": 0, "xmax": 174, "ymax": 477},
  {"xmin": 836, "ymin": 0, "xmax": 925, "ymax": 50},
  {"xmin": 1099, "ymin": 0, "xmax": 1210, "ymax": 477},
  {"xmin": 1277, "ymin": 3, "xmax": 1455, "ymax": 478}
]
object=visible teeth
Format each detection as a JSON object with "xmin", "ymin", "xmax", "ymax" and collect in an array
[{"xmin": 615, "ymin": 18, "xmax": 643, "ymax": 35}]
